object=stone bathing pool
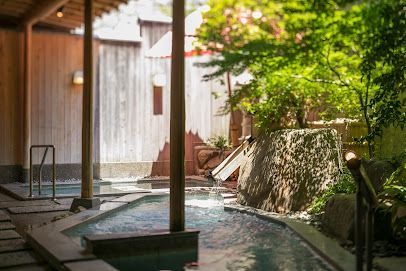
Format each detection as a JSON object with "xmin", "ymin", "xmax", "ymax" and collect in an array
[
  {"xmin": 60, "ymin": 192, "xmax": 334, "ymax": 271},
  {"xmin": 0, "ymin": 178, "xmax": 212, "ymax": 200}
]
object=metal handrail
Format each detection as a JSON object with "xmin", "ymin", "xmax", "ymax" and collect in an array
[
  {"xmin": 29, "ymin": 145, "xmax": 56, "ymax": 200},
  {"xmin": 345, "ymin": 152, "xmax": 378, "ymax": 271}
]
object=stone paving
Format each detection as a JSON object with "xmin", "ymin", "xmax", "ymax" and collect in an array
[
  {"xmin": 0, "ymin": 191, "xmax": 54, "ymax": 270},
  {"xmin": 0, "ymin": 191, "xmax": 122, "ymax": 270}
]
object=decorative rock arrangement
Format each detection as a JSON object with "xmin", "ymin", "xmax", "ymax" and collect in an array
[
  {"xmin": 193, "ymin": 145, "xmax": 231, "ymax": 175},
  {"xmin": 237, "ymin": 128, "xmax": 341, "ymax": 213},
  {"xmin": 322, "ymin": 194, "xmax": 356, "ymax": 241},
  {"xmin": 322, "ymin": 159, "xmax": 396, "ymax": 242}
]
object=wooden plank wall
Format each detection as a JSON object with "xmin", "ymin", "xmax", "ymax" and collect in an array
[
  {"xmin": 30, "ymin": 31, "xmax": 84, "ymax": 165},
  {"xmin": 98, "ymin": 43, "xmax": 230, "ymax": 165},
  {"xmin": 97, "ymin": 19, "xmax": 230, "ymax": 174},
  {"xmin": 0, "ymin": 26, "xmax": 229, "ymax": 176},
  {"xmin": 0, "ymin": 29, "xmax": 22, "ymax": 166}
]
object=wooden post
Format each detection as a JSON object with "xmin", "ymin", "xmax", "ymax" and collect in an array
[
  {"xmin": 170, "ymin": 0, "xmax": 185, "ymax": 232},
  {"xmin": 82, "ymin": 0, "xmax": 94, "ymax": 199},
  {"xmin": 226, "ymin": 72, "xmax": 240, "ymax": 148},
  {"xmin": 23, "ymin": 23, "xmax": 32, "ymax": 180}
]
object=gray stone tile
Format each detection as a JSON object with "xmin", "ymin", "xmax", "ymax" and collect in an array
[
  {"xmin": 0, "ymin": 239, "xmax": 28, "ymax": 253},
  {"xmin": 0, "ymin": 193, "xmax": 15, "ymax": 202},
  {"xmin": 26, "ymin": 209, "xmax": 102, "ymax": 233},
  {"xmin": 1, "ymin": 264, "xmax": 50, "ymax": 271},
  {"xmin": 8, "ymin": 204, "xmax": 71, "ymax": 214},
  {"xmin": 64, "ymin": 259, "xmax": 118, "ymax": 271},
  {"xmin": 98, "ymin": 196, "xmax": 118, "ymax": 203},
  {"xmin": 0, "ymin": 230, "xmax": 21, "ymax": 240},
  {"xmin": 27, "ymin": 231, "xmax": 96, "ymax": 263},
  {"xmin": 98, "ymin": 201, "xmax": 126, "ymax": 211},
  {"xmin": 54, "ymin": 198, "xmax": 74, "ymax": 205},
  {"xmin": 0, "ymin": 251, "xmax": 40, "ymax": 268},
  {"xmin": 0, "ymin": 199, "xmax": 59, "ymax": 209},
  {"xmin": 110, "ymin": 193, "xmax": 151, "ymax": 203},
  {"xmin": 285, "ymin": 220, "xmax": 355, "ymax": 271},
  {"xmin": 0, "ymin": 209, "xmax": 11, "ymax": 222},
  {"xmin": 0, "ymin": 221, "xmax": 15, "ymax": 230}
]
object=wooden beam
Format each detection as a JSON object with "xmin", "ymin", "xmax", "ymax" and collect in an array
[
  {"xmin": 170, "ymin": 0, "xmax": 185, "ymax": 232},
  {"xmin": 81, "ymin": 0, "xmax": 94, "ymax": 199},
  {"xmin": 22, "ymin": 23, "xmax": 31, "ymax": 177},
  {"xmin": 21, "ymin": 0, "xmax": 69, "ymax": 26}
]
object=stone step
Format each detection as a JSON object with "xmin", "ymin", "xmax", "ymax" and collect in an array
[
  {"xmin": 0, "ymin": 221, "xmax": 16, "ymax": 231},
  {"xmin": 0, "ymin": 230, "xmax": 21, "ymax": 240},
  {"xmin": 224, "ymin": 198, "xmax": 237, "ymax": 205},
  {"xmin": 0, "ymin": 199, "xmax": 60, "ymax": 209},
  {"xmin": 0, "ymin": 239, "xmax": 28, "ymax": 253},
  {"xmin": 220, "ymin": 193, "xmax": 237, "ymax": 199},
  {"xmin": 0, "ymin": 194, "xmax": 15, "ymax": 202},
  {"xmin": 64, "ymin": 259, "xmax": 118, "ymax": 271},
  {"xmin": 7, "ymin": 204, "xmax": 71, "ymax": 214},
  {"xmin": 0, "ymin": 210, "xmax": 11, "ymax": 222},
  {"xmin": 0, "ymin": 251, "xmax": 41, "ymax": 268},
  {"xmin": 1, "ymin": 264, "xmax": 49, "ymax": 271}
]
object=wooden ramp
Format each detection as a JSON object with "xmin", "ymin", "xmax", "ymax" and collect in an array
[{"xmin": 209, "ymin": 137, "xmax": 254, "ymax": 182}]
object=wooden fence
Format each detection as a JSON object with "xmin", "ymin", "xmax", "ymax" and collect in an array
[{"xmin": 309, "ymin": 121, "xmax": 369, "ymax": 158}]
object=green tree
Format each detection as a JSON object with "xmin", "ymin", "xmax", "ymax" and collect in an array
[
  {"xmin": 197, "ymin": 0, "xmax": 364, "ymax": 127},
  {"xmin": 196, "ymin": 0, "xmax": 405, "ymax": 158},
  {"xmin": 360, "ymin": 0, "xmax": 406, "ymax": 145}
]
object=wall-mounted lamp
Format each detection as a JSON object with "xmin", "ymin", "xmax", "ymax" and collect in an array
[
  {"xmin": 72, "ymin": 70, "xmax": 83, "ymax": 85},
  {"xmin": 152, "ymin": 73, "xmax": 167, "ymax": 87},
  {"xmin": 56, "ymin": 6, "xmax": 64, "ymax": 18}
]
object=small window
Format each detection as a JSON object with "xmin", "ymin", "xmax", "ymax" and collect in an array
[{"xmin": 153, "ymin": 86, "xmax": 163, "ymax": 115}]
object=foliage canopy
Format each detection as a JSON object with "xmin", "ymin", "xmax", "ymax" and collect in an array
[{"xmin": 196, "ymin": 0, "xmax": 406, "ymax": 157}]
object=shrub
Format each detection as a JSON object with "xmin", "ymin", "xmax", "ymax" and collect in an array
[
  {"xmin": 309, "ymin": 167, "xmax": 356, "ymax": 214},
  {"xmin": 379, "ymin": 154, "xmax": 406, "ymax": 240},
  {"xmin": 207, "ymin": 135, "xmax": 230, "ymax": 151}
]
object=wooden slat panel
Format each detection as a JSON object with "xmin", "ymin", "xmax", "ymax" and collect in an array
[
  {"xmin": 30, "ymin": 31, "xmax": 83, "ymax": 164},
  {"xmin": 97, "ymin": 23, "xmax": 230, "ymax": 166},
  {"xmin": 0, "ymin": 30, "xmax": 21, "ymax": 165}
]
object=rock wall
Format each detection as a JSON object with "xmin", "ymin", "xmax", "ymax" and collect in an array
[{"xmin": 237, "ymin": 129, "xmax": 341, "ymax": 213}]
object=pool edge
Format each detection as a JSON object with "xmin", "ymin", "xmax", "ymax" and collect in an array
[
  {"xmin": 225, "ymin": 204, "xmax": 357, "ymax": 271},
  {"xmin": 26, "ymin": 192, "xmax": 164, "ymax": 271},
  {"xmin": 27, "ymin": 192, "xmax": 356, "ymax": 271}
]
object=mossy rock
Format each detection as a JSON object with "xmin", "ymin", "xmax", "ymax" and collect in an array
[{"xmin": 237, "ymin": 128, "xmax": 341, "ymax": 213}]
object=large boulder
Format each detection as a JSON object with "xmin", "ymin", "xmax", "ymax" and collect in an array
[
  {"xmin": 322, "ymin": 194, "xmax": 356, "ymax": 241},
  {"xmin": 362, "ymin": 158, "xmax": 397, "ymax": 192},
  {"xmin": 237, "ymin": 129, "xmax": 341, "ymax": 213},
  {"xmin": 322, "ymin": 194, "xmax": 393, "ymax": 241}
]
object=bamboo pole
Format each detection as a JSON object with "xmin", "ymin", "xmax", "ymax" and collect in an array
[
  {"xmin": 81, "ymin": 0, "xmax": 94, "ymax": 199},
  {"xmin": 170, "ymin": 0, "xmax": 185, "ymax": 232}
]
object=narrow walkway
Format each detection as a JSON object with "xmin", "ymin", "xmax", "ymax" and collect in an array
[
  {"xmin": 0, "ymin": 192, "xmax": 118, "ymax": 270},
  {"xmin": 0, "ymin": 193, "xmax": 49, "ymax": 270}
]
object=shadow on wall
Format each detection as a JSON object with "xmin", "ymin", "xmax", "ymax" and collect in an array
[
  {"xmin": 151, "ymin": 131, "xmax": 204, "ymax": 176},
  {"xmin": 237, "ymin": 129, "xmax": 341, "ymax": 213}
]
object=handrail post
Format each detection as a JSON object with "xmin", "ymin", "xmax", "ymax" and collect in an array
[
  {"xmin": 355, "ymin": 178, "xmax": 364, "ymax": 271},
  {"xmin": 29, "ymin": 145, "xmax": 56, "ymax": 199},
  {"xmin": 345, "ymin": 151, "xmax": 378, "ymax": 271},
  {"xmin": 29, "ymin": 147, "xmax": 33, "ymax": 197},
  {"xmin": 366, "ymin": 206, "xmax": 374, "ymax": 271},
  {"xmin": 38, "ymin": 147, "xmax": 49, "ymax": 195},
  {"xmin": 52, "ymin": 146, "xmax": 56, "ymax": 200}
]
